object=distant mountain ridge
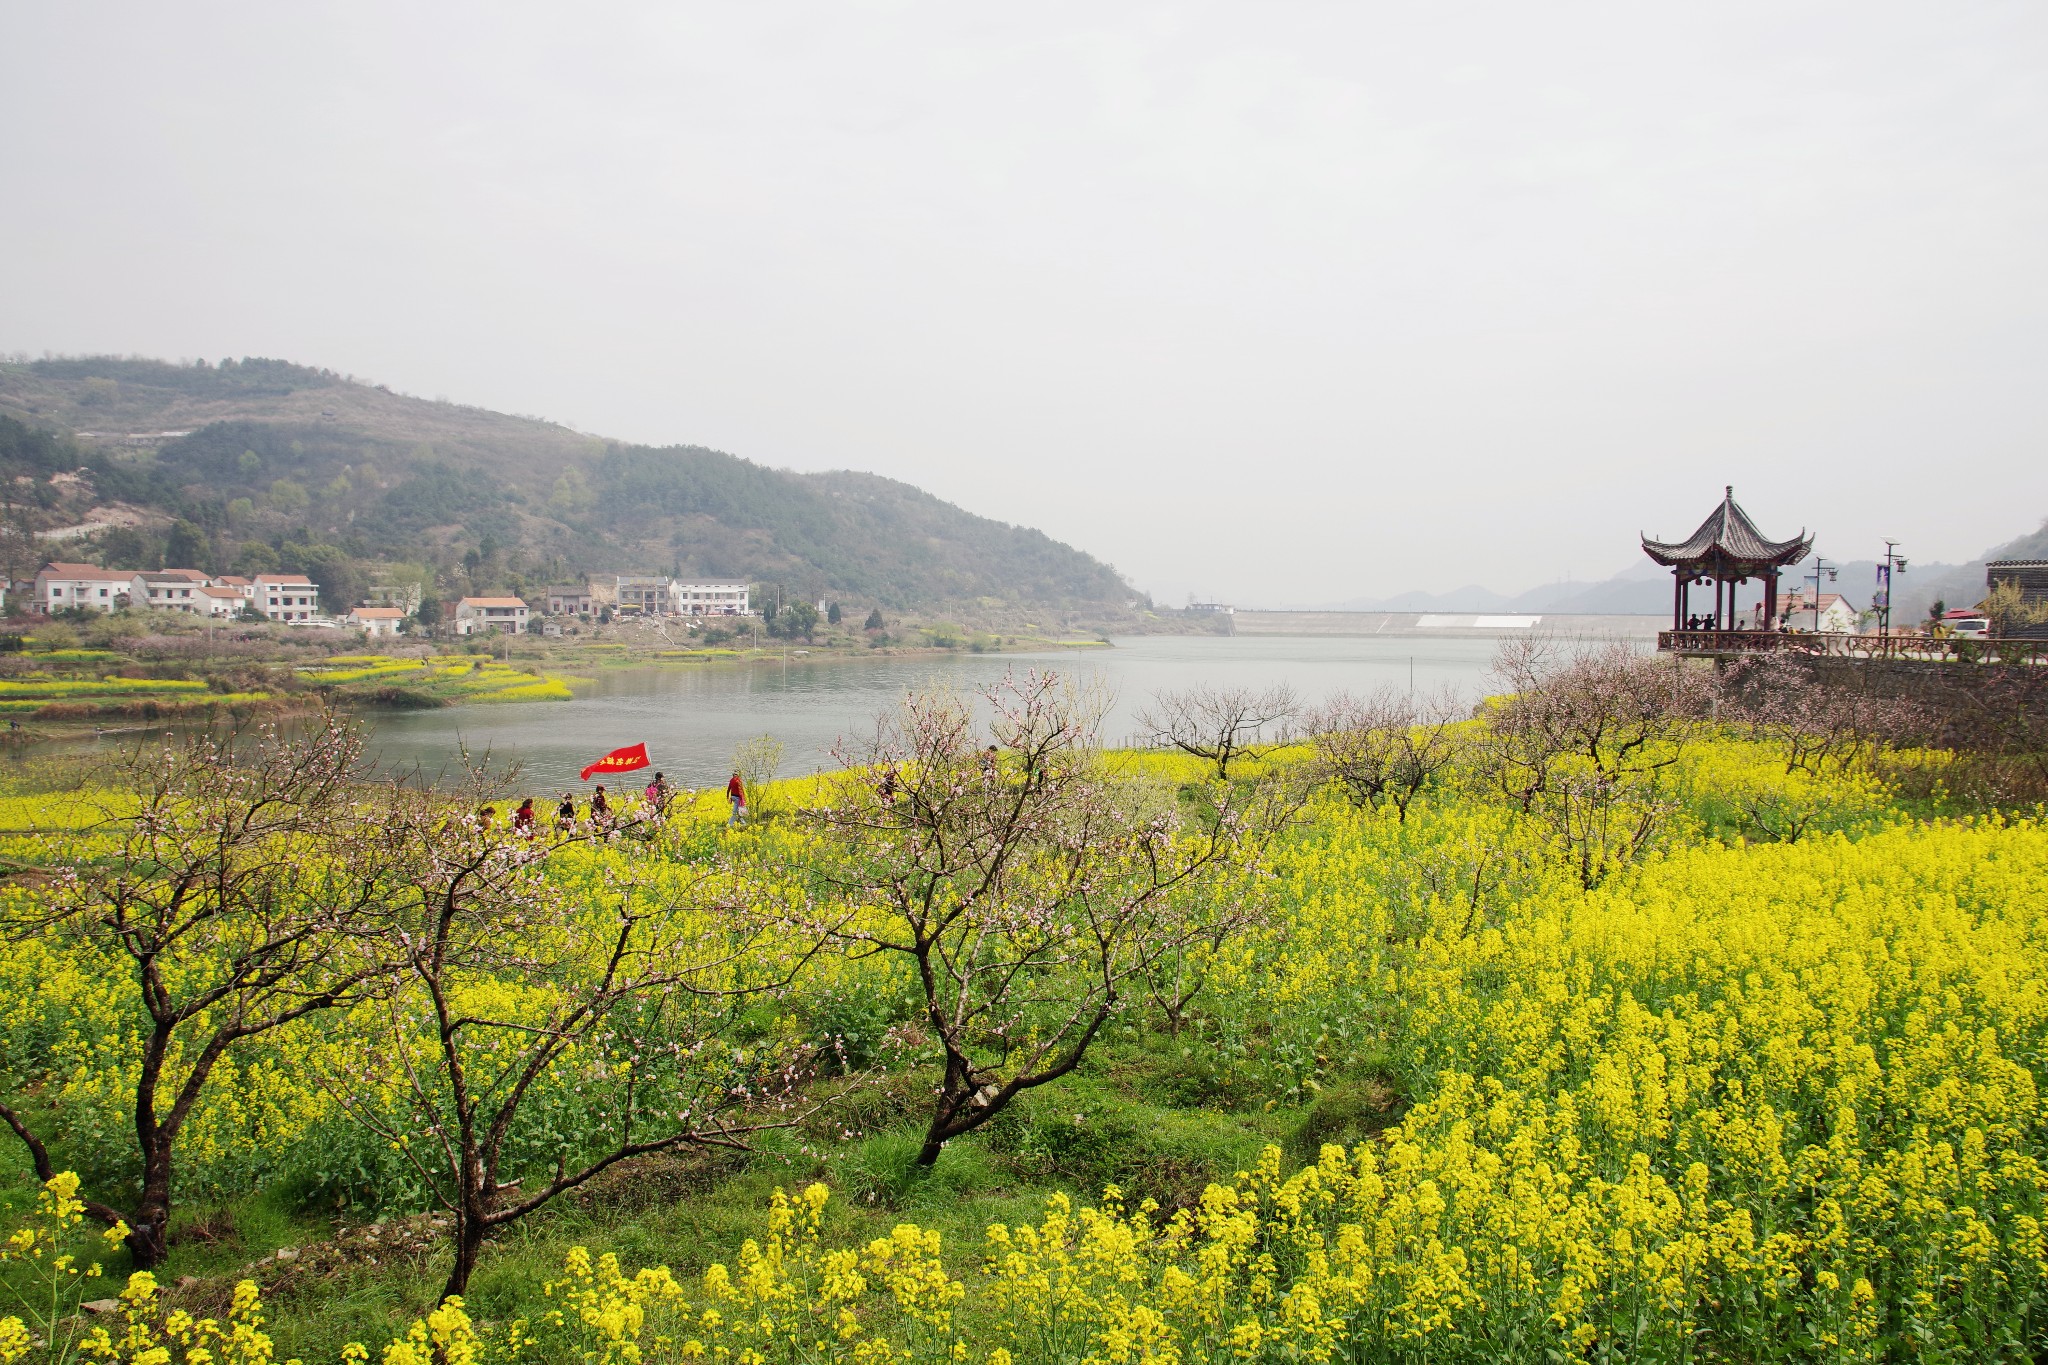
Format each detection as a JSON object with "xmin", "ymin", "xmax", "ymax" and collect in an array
[
  {"xmin": 0, "ymin": 356, "xmax": 1135, "ymax": 612},
  {"xmin": 1318, "ymin": 519, "xmax": 2048, "ymax": 621}
]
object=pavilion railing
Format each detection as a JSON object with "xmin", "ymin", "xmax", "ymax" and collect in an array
[{"xmin": 1656, "ymin": 630, "xmax": 2048, "ymax": 665}]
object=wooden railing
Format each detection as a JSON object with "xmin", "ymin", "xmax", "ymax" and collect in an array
[{"xmin": 1657, "ymin": 630, "xmax": 2048, "ymax": 664}]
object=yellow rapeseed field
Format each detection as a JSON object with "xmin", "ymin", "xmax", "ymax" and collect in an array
[{"xmin": 4, "ymin": 727, "xmax": 2045, "ymax": 1362}]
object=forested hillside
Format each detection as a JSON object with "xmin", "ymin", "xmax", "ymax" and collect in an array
[{"xmin": 0, "ymin": 356, "xmax": 1133, "ymax": 613}]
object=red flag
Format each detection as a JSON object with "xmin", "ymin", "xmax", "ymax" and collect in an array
[{"xmin": 580, "ymin": 742, "xmax": 651, "ymax": 782}]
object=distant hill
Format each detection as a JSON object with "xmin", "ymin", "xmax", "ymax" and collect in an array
[
  {"xmin": 1324, "ymin": 561, "xmax": 1675, "ymax": 615},
  {"xmin": 1323, "ymin": 520, "xmax": 2048, "ymax": 622},
  {"xmin": 0, "ymin": 356, "xmax": 1134, "ymax": 614}
]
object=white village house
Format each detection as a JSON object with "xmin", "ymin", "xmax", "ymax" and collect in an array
[
  {"xmin": 673, "ymin": 582, "xmax": 749, "ymax": 616},
  {"xmin": 453, "ymin": 596, "xmax": 530, "ymax": 635},
  {"xmin": 130, "ymin": 569, "xmax": 215, "ymax": 612},
  {"xmin": 27, "ymin": 562, "xmax": 326, "ymax": 621},
  {"xmin": 348, "ymin": 605, "xmax": 407, "ymax": 637},
  {"xmin": 253, "ymin": 573, "xmax": 319, "ymax": 622},
  {"xmin": 33, "ymin": 563, "xmax": 136, "ymax": 613},
  {"xmin": 193, "ymin": 584, "xmax": 246, "ymax": 619},
  {"xmin": 1775, "ymin": 589, "xmax": 1860, "ymax": 634}
]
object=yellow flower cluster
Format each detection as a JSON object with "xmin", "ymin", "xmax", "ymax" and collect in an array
[
  {"xmin": 525, "ymin": 1184, "xmax": 964, "ymax": 1365},
  {"xmin": 1, "ymin": 1174, "xmax": 285, "ymax": 1365}
]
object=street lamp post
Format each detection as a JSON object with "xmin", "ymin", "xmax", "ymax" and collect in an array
[
  {"xmin": 1803, "ymin": 556, "xmax": 1837, "ymax": 633},
  {"xmin": 1878, "ymin": 541, "xmax": 1909, "ymax": 645}
]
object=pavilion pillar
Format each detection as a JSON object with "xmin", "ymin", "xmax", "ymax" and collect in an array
[
  {"xmin": 1714, "ymin": 577, "xmax": 1724, "ymax": 632},
  {"xmin": 1764, "ymin": 574, "xmax": 1778, "ymax": 630},
  {"xmin": 1672, "ymin": 574, "xmax": 1683, "ymax": 630}
]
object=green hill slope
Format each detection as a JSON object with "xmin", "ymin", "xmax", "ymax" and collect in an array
[{"xmin": 0, "ymin": 356, "xmax": 1133, "ymax": 613}]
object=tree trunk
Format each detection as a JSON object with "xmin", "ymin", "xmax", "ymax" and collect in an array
[
  {"xmin": 129, "ymin": 1149, "xmax": 173, "ymax": 1269},
  {"xmin": 441, "ymin": 1215, "xmax": 488, "ymax": 1302},
  {"xmin": 915, "ymin": 1133, "xmax": 946, "ymax": 1167}
]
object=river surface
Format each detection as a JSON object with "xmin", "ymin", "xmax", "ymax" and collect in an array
[{"xmin": 358, "ymin": 634, "xmax": 1523, "ymax": 792}]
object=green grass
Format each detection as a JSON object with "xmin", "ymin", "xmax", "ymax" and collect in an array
[{"xmin": 113, "ymin": 1039, "xmax": 1304, "ymax": 1363}]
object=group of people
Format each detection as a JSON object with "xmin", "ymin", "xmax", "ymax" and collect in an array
[{"xmin": 478, "ymin": 768, "xmax": 752, "ymax": 839}]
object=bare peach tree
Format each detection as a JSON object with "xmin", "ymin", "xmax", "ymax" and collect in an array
[
  {"xmin": 1481, "ymin": 638, "xmax": 1714, "ymax": 886},
  {"xmin": 0, "ymin": 713, "xmax": 400, "ymax": 1269},
  {"xmin": 329, "ymin": 766, "xmax": 830, "ymax": 1302},
  {"xmin": 1721, "ymin": 653, "xmax": 1921, "ymax": 776},
  {"xmin": 1135, "ymin": 682, "xmax": 1300, "ymax": 779},
  {"xmin": 805, "ymin": 672, "xmax": 1272, "ymax": 1166},
  {"xmin": 1306, "ymin": 684, "xmax": 1470, "ymax": 821}
]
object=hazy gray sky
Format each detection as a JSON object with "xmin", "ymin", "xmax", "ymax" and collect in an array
[{"xmin": 4, "ymin": 2, "xmax": 2045, "ymax": 604}]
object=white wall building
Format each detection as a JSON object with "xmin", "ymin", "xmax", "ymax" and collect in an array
[
  {"xmin": 672, "ymin": 582, "xmax": 749, "ymax": 616},
  {"xmin": 1777, "ymin": 590, "xmax": 1860, "ymax": 634},
  {"xmin": 254, "ymin": 573, "xmax": 320, "ymax": 621},
  {"xmin": 453, "ymin": 596, "xmax": 530, "ymax": 635},
  {"xmin": 131, "ymin": 569, "xmax": 214, "ymax": 612},
  {"xmin": 193, "ymin": 585, "xmax": 245, "ymax": 619},
  {"xmin": 349, "ymin": 605, "xmax": 407, "ymax": 637},
  {"xmin": 33, "ymin": 562, "xmax": 134, "ymax": 613}
]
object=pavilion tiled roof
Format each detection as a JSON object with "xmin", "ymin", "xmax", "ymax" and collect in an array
[{"xmin": 1642, "ymin": 486, "xmax": 1811, "ymax": 570}]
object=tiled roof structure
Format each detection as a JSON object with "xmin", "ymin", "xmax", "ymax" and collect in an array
[{"xmin": 1642, "ymin": 486, "xmax": 1811, "ymax": 571}]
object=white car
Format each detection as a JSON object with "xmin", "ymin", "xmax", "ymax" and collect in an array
[{"xmin": 1944, "ymin": 613, "xmax": 1990, "ymax": 639}]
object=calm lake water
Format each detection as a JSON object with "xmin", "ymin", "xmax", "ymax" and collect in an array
[{"xmin": 359, "ymin": 634, "xmax": 1522, "ymax": 792}]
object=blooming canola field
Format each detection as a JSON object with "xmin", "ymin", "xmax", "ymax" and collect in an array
[{"xmin": 3, "ymin": 724, "xmax": 2047, "ymax": 1363}]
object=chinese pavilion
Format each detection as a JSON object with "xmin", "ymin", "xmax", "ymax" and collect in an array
[{"xmin": 1641, "ymin": 486, "xmax": 1812, "ymax": 634}]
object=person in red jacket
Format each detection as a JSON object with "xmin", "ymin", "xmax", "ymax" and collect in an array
[
  {"xmin": 512, "ymin": 797, "xmax": 536, "ymax": 837},
  {"xmin": 725, "ymin": 770, "xmax": 746, "ymax": 827}
]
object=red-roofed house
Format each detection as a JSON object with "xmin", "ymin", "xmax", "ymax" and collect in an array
[
  {"xmin": 34, "ymin": 562, "xmax": 135, "ymax": 613},
  {"xmin": 1774, "ymin": 590, "xmax": 1860, "ymax": 634},
  {"xmin": 194, "ymin": 584, "xmax": 246, "ymax": 619},
  {"xmin": 348, "ymin": 605, "xmax": 407, "ymax": 638},
  {"xmin": 453, "ymin": 596, "xmax": 529, "ymax": 635}
]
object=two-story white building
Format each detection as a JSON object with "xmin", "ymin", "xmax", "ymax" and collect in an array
[
  {"xmin": 34, "ymin": 562, "xmax": 135, "ymax": 613},
  {"xmin": 130, "ymin": 569, "xmax": 215, "ymax": 612},
  {"xmin": 453, "ymin": 596, "xmax": 530, "ymax": 635},
  {"xmin": 254, "ymin": 573, "xmax": 320, "ymax": 622},
  {"xmin": 673, "ymin": 582, "xmax": 750, "ymax": 616}
]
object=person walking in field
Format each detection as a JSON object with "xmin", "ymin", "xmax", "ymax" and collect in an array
[
  {"xmin": 556, "ymin": 792, "xmax": 576, "ymax": 828},
  {"xmin": 725, "ymin": 770, "xmax": 746, "ymax": 827},
  {"xmin": 590, "ymin": 785, "xmax": 611, "ymax": 835},
  {"xmin": 512, "ymin": 797, "xmax": 536, "ymax": 837},
  {"xmin": 645, "ymin": 771, "xmax": 670, "ymax": 818}
]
